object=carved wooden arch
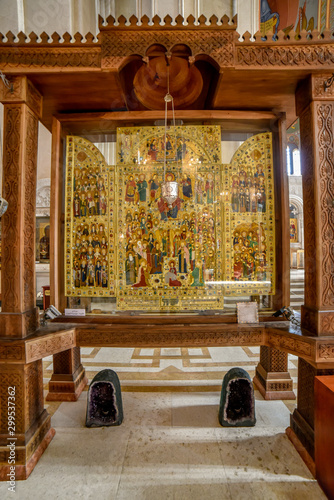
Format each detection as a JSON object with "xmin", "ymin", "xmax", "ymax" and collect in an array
[{"xmin": 119, "ymin": 41, "xmax": 219, "ymax": 110}]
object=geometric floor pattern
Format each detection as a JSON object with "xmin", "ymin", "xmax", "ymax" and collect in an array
[
  {"xmin": 2, "ymin": 268, "xmax": 323, "ymax": 499},
  {"xmin": 2, "ymin": 344, "xmax": 325, "ymax": 499}
]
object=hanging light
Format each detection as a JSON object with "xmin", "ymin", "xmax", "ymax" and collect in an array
[{"xmin": 161, "ymin": 58, "xmax": 179, "ymax": 209}]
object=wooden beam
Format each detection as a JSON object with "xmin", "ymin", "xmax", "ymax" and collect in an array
[{"xmin": 56, "ymin": 109, "xmax": 278, "ymax": 123}]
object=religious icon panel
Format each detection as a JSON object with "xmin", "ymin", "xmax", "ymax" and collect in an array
[
  {"xmin": 65, "ymin": 128, "xmax": 276, "ymax": 311},
  {"xmin": 222, "ymin": 132, "xmax": 275, "ymax": 296},
  {"xmin": 116, "ymin": 125, "xmax": 223, "ymax": 311},
  {"xmin": 65, "ymin": 137, "xmax": 115, "ymax": 297}
]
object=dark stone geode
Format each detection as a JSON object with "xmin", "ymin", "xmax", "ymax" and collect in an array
[
  {"xmin": 86, "ymin": 369, "xmax": 123, "ymax": 427},
  {"xmin": 219, "ymin": 367, "xmax": 256, "ymax": 427}
]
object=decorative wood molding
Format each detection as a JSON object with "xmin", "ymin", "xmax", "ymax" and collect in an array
[
  {"xmin": 317, "ymin": 102, "xmax": 334, "ymax": 309},
  {"xmin": 99, "ymin": 14, "xmax": 237, "ymax": 31},
  {"xmin": 0, "ymin": 76, "xmax": 42, "ymax": 117},
  {"xmin": 0, "ymin": 24, "xmax": 332, "ymax": 73},
  {"xmin": 25, "ymin": 330, "xmax": 75, "ymax": 363},
  {"xmin": 318, "ymin": 343, "xmax": 334, "ymax": 361},
  {"xmin": 0, "ymin": 344, "xmax": 25, "ymax": 361},
  {"xmin": 1, "ymin": 322, "xmax": 334, "ymax": 368},
  {"xmin": 23, "ymin": 109, "xmax": 38, "ymax": 312},
  {"xmin": 0, "ymin": 47, "xmax": 101, "ymax": 72},
  {"xmin": 101, "ymin": 30, "xmax": 234, "ymax": 69},
  {"xmin": 236, "ymin": 44, "xmax": 334, "ymax": 68},
  {"xmin": 313, "ymin": 74, "xmax": 334, "ymax": 99}
]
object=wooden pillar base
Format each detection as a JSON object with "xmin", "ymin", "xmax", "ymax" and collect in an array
[
  {"xmin": 0, "ymin": 410, "xmax": 55, "ymax": 481},
  {"xmin": 46, "ymin": 347, "xmax": 87, "ymax": 401},
  {"xmin": 253, "ymin": 363, "xmax": 296, "ymax": 400},
  {"xmin": 286, "ymin": 426, "xmax": 315, "ymax": 477},
  {"xmin": 289, "ymin": 408, "xmax": 315, "ymax": 459},
  {"xmin": 46, "ymin": 364, "xmax": 87, "ymax": 402},
  {"xmin": 253, "ymin": 346, "xmax": 296, "ymax": 400}
]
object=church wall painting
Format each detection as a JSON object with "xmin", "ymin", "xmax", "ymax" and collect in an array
[
  {"xmin": 65, "ymin": 127, "xmax": 276, "ymax": 312},
  {"xmin": 260, "ymin": 0, "xmax": 320, "ymax": 38}
]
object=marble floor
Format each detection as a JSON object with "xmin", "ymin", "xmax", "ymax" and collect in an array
[{"xmin": 0, "ymin": 344, "xmax": 327, "ymax": 500}]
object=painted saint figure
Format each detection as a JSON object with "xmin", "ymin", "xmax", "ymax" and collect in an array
[
  {"xmin": 132, "ymin": 259, "xmax": 149, "ymax": 288},
  {"xmin": 137, "ymin": 174, "xmax": 147, "ymax": 202},
  {"xmin": 165, "ymin": 261, "xmax": 181, "ymax": 287},
  {"xmin": 125, "ymin": 175, "xmax": 136, "ymax": 203}
]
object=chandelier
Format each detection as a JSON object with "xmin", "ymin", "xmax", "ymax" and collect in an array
[{"xmin": 160, "ymin": 58, "xmax": 179, "ymax": 209}]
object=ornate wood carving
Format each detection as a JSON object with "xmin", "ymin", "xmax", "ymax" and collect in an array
[
  {"xmin": 0, "ymin": 48, "xmax": 101, "ymax": 71},
  {"xmin": 2, "ymin": 105, "xmax": 23, "ymax": 311},
  {"xmin": 47, "ymin": 347, "xmax": 87, "ymax": 402},
  {"xmin": 292, "ymin": 357, "xmax": 334, "ymax": 453},
  {"xmin": 0, "ymin": 344, "xmax": 24, "ymax": 361},
  {"xmin": 320, "ymin": 312, "xmax": 334, "ymax": 334},
  {"xmin": 77, "ymin": 328, "xmax": 264, "ymax": 347},
  {"xmin": 266, "ymin": 330, "xmax": 313, "ymax": 359},
  {"xmin": 0, "ymin": 361, "xmax": 53, "ymax": 476},
  {"xmin": 254, "ymin": 345, "xmax": 295, "ymax": 399},
  {"xmin": 0, "ymin": 21, "xmax": 331, "ymax": 73},
  {"xmin": 318, "ymin": 343, "xmax": 334, "ymax": 360},
  {"xmin": 313, "ymin": 74, "xmax": 334, "ymax": 99},
  {"xmin": 317, "ymin": 102, "xmax": 334, "ymax": 309},
  {"xmin": 0, "ymin": 76, "xmax": 42, "ymax": 117},
  {"xmin": 101, "ymin": 30, "xmax": 234, "ymax": 69},
  {"xmin": 0, "ymin": 77, "xmax": 42, "ymax": 338},
  {"xmin": 25, "ymin": 361, "xmax": 44, "ymax": 432},
  {"xmin": 23, "ymin": 109, "xmax": 38, "ymax": 311},
  {"xmin": 259, "ymin": 345, "xmax": 287, "ymax": 372},
  {"xmin": 298, "ymin": 81, "xmax": 334, "ymax": 334},
  {"xmin": 26, "ymin": 331, "xmax": 75, "ymax": 363},
  {"xmin": 236, "ymin": 44, "xmax": 334, "ymax": 68},
  {"xmin": 0, "ymin": 371, "xmax": 23, "ymax": 434}
]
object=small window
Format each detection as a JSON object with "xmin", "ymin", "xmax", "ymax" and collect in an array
[{"xmin": 292, "ymin": 149, "xmax": 301, "ymax": 176}]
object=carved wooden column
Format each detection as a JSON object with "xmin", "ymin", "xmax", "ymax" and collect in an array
[
  {"xmin": 288, "ymin": 74, "xmax": 334, "ymax": 461},
  {"xmin": 0, "ymin": 77, "xmax": 56, "ymax": 480},
  {"xmin": 254, "ymin": 346, "xmax": 295, "ymax": 400},
  {"xmin": 297, "ymin": 74, "xmax": 334, "ymax": 336},
  {"xmin": 289, "ymin": 358, "xmax": 334, "ymax": 462},
  {"xmin": 48, "ymin": 117, "xmax": 87, "ymax": 401},
  {"xmin": 46, "ymin": 347, "xmax": 87, "ymax": 401},
  {"xmin": 0, "ymin": 359, "xmax": 55, "ymax": 480},
  {"xmin": 254, "ymin": 115, "xmax": 295, "ymax": 401},
  {"xmin": 0, "ymin": 76, "xmax": 42, "ymax": 338}
]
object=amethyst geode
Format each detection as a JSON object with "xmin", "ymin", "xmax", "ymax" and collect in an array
[
  {"xmin": 219, "ymin": 367, "xmax": 256, "ymax": 427},
  {"xmin": 86, "ymin": 369, "xmax": 123, "ymax": 427}
]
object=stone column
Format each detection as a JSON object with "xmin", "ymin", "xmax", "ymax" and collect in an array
[
  {"xmin": 0, "ymin": 76, "xmax": 42, "ymax": 339},
  {"xmin": 254, "ymin": 346, "xmax": 295, "ymax": 400},
  {"xmin": 288, "ymin": 74, "xmax": 334, "ymax": 460},
  {"xmin": 46, "ymin": 347, "xmax": 88, "ymax": 401}
]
